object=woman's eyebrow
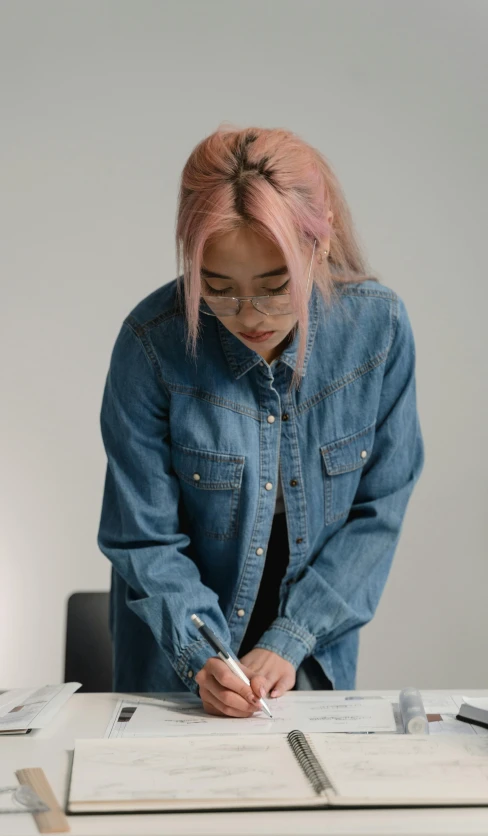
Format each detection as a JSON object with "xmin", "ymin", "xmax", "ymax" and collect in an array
[{"xmin": 200, "ymin": 265, "xmax": 288, "ymax": 280}]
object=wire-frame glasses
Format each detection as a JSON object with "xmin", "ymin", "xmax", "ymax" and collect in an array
[{"xmin": 199, "ymin": 239, "xmax": 317, "ymax": 317}]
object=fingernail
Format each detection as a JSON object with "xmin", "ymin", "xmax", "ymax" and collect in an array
[
  {"xmin": 271, "ymin": 689, "xmax": 280, "ymax": 698},
  {"xmin": 260, "ymin": 686, "xmax": 267, "ymax": 698}
]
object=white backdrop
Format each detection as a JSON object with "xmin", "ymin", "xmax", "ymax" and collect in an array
[{"xmin": 2, "ymin": 0, "xmax": 487, "ymax": 689}]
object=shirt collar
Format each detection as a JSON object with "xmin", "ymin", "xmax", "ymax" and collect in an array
[{"xmin": 217, "ymin": 282, "xmax": 321, "ymax": 380}]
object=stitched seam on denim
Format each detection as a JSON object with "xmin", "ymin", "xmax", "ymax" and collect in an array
[
  {"xmin": 176, "ymin": 472, "xmax": 241, "ymax": 490},
  {"xmin": 335, "ymin": 285, "xmax": 398, "ymax": 301},
  {"xmin": 322, "ymin": 458, "xmax": 365, "ymax": 477},
  {"xmin": 324, "ymin": 461, "xmax": 333, "ymax": 523},
  {"xmin": 297, "ymin": 351, "xmax": 388, "ymax": 415},
  {"xmin": 292, "ymin": 284, "xmax": 320, "ymax": 376},
  {"xmin": 171, "ymin": 442, "xmax": 245, "ymax": 466},
  {"xmin": 254, "ymin": 622, "xmax": 315, "ymax": 656},
  {"xmin": 127, "ymin": 308, "xmax": 184, "ymax": 335},
  {"xmin": 271, "ymin": 618, "xmax": 316, "ymax": 646},
  {"xmin": 164, "ymin": 384, "xmax": 261, "ymax": 421},
  {"xmin": 218, "ymin": 323, "xmax": 261, "ymax": 377},
  {"xmin": 277, "ymin": 287, "xmax": 320, "ymax": 378},
  {"xmin": 326, "ymin": 505, "xmax": 349, "ymax": 524},
  {"xmin": 386, "ymin": 294, "xmax": 400, "ymax": 360},
  {"xmin": 320, "ymin": 420, "xmax": 377, "ymax": 453},
  {"xmin": 252, "ymin": 643, "xmax": 302, "ymax": 667},
  {"xmin": 281, "ymin": 385, "xmax": 308, "ymax": 562},
  {"xmin": 124, "ymin": 317, "xmax": 173, "ymax": 399},
  {"xmin": 228, "ymin": 378, "xmax": 274, "ymax": 620},
  {"xmin": 173, "ymin": 446, "xmax": 243, "ymax": 537},
  {"xmin": 175, "ymin": 638, "xmax": 209, "ymax": 673},
  {"xmin": 322, "ymin": 451, "xmax": 369, "ymax": 522},
  {"xmin": 298, "ymin": 292, "xmax": 398, "ymax": 411},
  {"xmin": 199, "ymin": 528, "xmax": 238, "ymax": 541}
]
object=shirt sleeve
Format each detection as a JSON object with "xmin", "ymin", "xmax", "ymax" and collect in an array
[
  {"xmin": 254, "ymin": 295, "xmax": 425, "ymax": 669},
  {"xmin": 97, "ymin": 318, "xmax": 231, "ymax": 692}
]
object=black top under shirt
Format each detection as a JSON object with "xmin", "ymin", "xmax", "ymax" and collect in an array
[{"xmin": 238, "ymin": 511, "xmax": 289, "ymax": 657}]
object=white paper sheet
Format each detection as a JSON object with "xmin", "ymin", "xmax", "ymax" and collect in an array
[
  {"xmin": 310, "ymin": 733, "xmax": 488, "ymax": 801},
  {"xmin": 105, "ymin": 692, "xmax": 397, "ymax": 738},
  {"xmin": 428, "ymin": 714, "xmax": 488, "ymax": 736},
  {"xmin": 0, "ymin": 683, "xmax": 81, "ymax": 733},
  {"xmin": 69, "ymin": 735, "xmax": 313, "ymax": 808},
  {"xmin": 462, "ymin": 696, "xmax": 488, "ymax": 710}
]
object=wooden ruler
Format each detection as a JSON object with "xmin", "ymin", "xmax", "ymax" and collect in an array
[{"xmin": 15, "ymin": 768, "xmax": 70, "ymax": 833}]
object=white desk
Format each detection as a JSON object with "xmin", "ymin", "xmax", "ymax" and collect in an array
[{"xmin": 1, "ymin": 690, "xmax": 488, "ymax": 836}]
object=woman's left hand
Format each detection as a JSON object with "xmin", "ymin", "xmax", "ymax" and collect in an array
[{"xmin": 239, "ymin": 648, "xmax": 296, "ymax": 698}]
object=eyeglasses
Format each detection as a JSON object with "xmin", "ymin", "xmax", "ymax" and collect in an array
[{"xmin": 199, "ymin": 239, "xmax": 317, "ymax": 317}]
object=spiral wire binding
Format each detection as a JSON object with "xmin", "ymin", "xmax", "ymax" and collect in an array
[{"xmin": 287, "ymin": 730, "xmax": 336, "ymax": 797}]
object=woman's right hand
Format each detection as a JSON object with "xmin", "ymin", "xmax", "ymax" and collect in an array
[{"xmin": 195, "ymin": 657, "xmax": 269, "ymax": 717}]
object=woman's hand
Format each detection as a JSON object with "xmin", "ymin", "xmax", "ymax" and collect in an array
[
  {"xmin": 239, "ymin": 648, "xmax": 296, "ymax": 698},
  {"xmin": 195, "ymin": 657, "xmax": 269, "ymax": 717}
]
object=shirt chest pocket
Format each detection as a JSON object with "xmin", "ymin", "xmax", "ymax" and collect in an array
[
  {"xmin": 320, "ymin": 422, "xmax": 376, "ymax": 525},
  {"xmin": 171, "ymin": 443, "xmax": 245, "ymax": 540}
]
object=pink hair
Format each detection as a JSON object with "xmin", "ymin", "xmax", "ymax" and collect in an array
[{"xmin": 175, "ymin": 123, "xmax": 376, "ymax": 391}]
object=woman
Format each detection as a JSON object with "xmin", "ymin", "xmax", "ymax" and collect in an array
[{"xmin": 98, "ymin": 125, "xmax": 424, "ymax": 717}]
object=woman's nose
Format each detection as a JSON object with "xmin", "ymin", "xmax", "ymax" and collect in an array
[{"xmin": 235, "ymin": 300, "xmax": 269, "ymax": 328}]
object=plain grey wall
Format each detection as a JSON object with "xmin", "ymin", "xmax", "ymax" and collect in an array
[{"xmin": 2, "ymin": 0, "xmax": 487, "ymax": 689}]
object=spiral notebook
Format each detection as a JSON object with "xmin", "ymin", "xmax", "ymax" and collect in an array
[{"xmin": 67, "ymin": 730, "xmax": 488, "ymax": 813}]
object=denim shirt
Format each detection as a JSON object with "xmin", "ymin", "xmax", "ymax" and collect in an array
[{"xmin": 98, "ymin": 277, "xmax": 424, "ymax": 694}]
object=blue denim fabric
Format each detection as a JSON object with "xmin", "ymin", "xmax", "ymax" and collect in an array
[{"xmin": 98, "ymin": 278, "xmax": 424, "ymax": 694}]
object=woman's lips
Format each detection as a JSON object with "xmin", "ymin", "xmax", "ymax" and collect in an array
[{"xmin": 238, "ymin": 331, "xmax": 275, "ymax": 343}]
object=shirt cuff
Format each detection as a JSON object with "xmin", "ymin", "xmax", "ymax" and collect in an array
[
  {"xmin": 253, "ymin": 617, "xmax": 316, "ymax": 669},
  {"xmin": 174, "ymin": 638, "xmax": 216, "ymax": 694}
]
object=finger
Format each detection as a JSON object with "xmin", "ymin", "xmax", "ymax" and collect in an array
[
  {"xmin": 237, "ymin": 663, "xmax": 272, "ymax": 698},
  {"xmin": 248, "ymin": 673, "xmax": 271, "ymax": 701},
  {"xmin": 201, "ymin": 690, "xmax": 258, "ymax": 718},
  {"xmin": 210, "ymin": 659, "xmax": 260, "ymax": 706},
  {"xmin": 269, "ymin": 671, "xmax": 296, "ymax": 698},
  {"xmin": 206, "ymin": 678, "xmax": 258, "ymax": 715}
]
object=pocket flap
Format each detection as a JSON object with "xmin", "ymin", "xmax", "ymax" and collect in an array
[
  {"xmin": 321, "ymin": 423, "xmax": 376, "ymax": 476},
  {"xmin": 172, "ymin": 444, "xmax": 245, "ymax": 490}
]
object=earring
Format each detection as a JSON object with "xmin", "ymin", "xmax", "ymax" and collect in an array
[{"xmin": 317, "ymin": 249, "xmax": 328, "ymax": 264}]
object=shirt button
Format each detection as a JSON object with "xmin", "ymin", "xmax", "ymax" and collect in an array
[
  {"xmin": 290, "ymin": 479, "xmax": 298, "ymax": 487},
  {"xmin": 267, "ymin": 415, "xmax": 275, "ymax": 424},
  {"xmin": 237, "ymin": 608, "xmax": 245, "ymax": 617},
  {"xmin": 193, "ymin": 473, "xmax": 201, "ymax": 481},
  {"xmin": 360, "ymin": 450, "xmax": 368, "ymax": 459},
  {"xmin": 296, "ymin": 537, "xmax": 303, "ymax": 544},
  {"xmin": 265, "ymin": 482, "xmax": 273, "ymax": 491},
  {"xmin": 256, "ymin": 547, "xmax": 264, "ymax": 555},
  {"xmin": 187, "ymin": 670, "xmax": 194, "ymax": 678},
  {"xmin": 282, "ymin": 413, "xmax": 289, "ymax": 421}
]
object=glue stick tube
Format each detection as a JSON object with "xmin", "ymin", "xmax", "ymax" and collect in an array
[{"xmin": 399, "ymin": 687, "xmax": 429, "ymax": 734}]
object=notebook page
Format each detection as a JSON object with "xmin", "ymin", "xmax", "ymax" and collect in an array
[
  {"xmin": 309, "ymin": 733, "xmax": 488, "ymax": 802},
  {"xmin": 105, "ymin": 692, "xmax": 396, "ymax": 738},
  {"xmin": 69, "ymin": 735, "xmax": 315, "ymax": 809}
]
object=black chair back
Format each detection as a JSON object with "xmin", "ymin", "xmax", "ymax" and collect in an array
[{"xmin": 64, "ymin": 591, "xmax": 112, "ymax": 692}]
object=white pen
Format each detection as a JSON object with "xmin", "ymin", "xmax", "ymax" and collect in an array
[{"xmin": 191, "ymin": 613, "xmax": 273, "ymax": 719}]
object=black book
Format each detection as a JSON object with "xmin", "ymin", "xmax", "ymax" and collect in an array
[{"xmin": 456, "ymin": 701, "xmax": 488, "ymax": 730}]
